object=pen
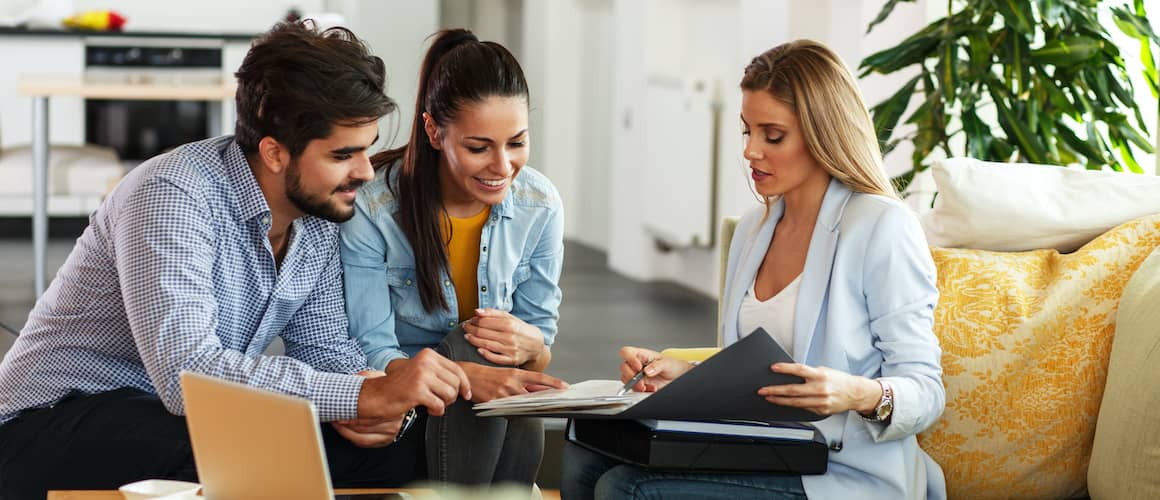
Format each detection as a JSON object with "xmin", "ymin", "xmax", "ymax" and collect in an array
[{"xmin": 617, "ymin": 359, "xmax": 655, "ymax": 396}]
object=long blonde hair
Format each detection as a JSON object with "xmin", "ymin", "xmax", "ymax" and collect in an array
[{"xmin": 740, "ymin": 39, "xmax": 897, "ymax": 201}]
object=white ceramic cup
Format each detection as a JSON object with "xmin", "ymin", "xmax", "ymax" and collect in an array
[{"xmin": 118, "ymin": 479, "xmax": 201, "ymax": 499}]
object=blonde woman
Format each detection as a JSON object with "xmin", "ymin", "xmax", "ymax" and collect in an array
[{"xmin": 561, "ymin": 40, "xmax": 946, "ymax": 500}]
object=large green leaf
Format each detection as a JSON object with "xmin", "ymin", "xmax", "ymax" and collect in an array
[
  {"xmin": 1111, "ymin": 7, "xmax": 1160, "ymax": 45},
  {"xmin": 937, "ymin": 39, "xmax": 959, "ymax": 105},
  {"xmin": 1055, "ymin": 120, "xmax": 1105, "ymax": 163},
  {"xmin": 870, "ymin": 75, "xmax": 921, "ymax": 149},
  {"xmin": 1118, "ymin": 141, "xmax": 1146, "ymax": 173},
  {"xmin": 962, "ymin": 106, "xmax": 993, "ymax": 160},
  {"xmin": 891, "ymin": 169, "xmax": 917, "ymax": 194},
  {"xmin": 966, "ymin": 31, "xmax": 993, "ymax": 76},
  {"xmin": 1116, "ymin": 121, "xmax": 1156, "ymax": 152},
  {"xmin": 860, "ymin": 11, "xmax": 972, "ymax": 75},
  {"xmin": 1088, "ymin": 67, "xmax": 1113, "ymax": 108},
  {"xmin": 1030, "ymin": 36, "xmax": 1102, "ymax": 67},
  {"xmin": 859, "ymin": 32, "xmax": 940, "ymax": 76},
  {"xmin": 1038, "ymin": 0, "xmax": 1064, "ymax": 24},
  {"xmin": 989, "ymin": 137, "xmax": 1016, "ymax": 162},
  {"xmin": 866, "ymin": 0, "xmax": 917, "ymax": 34},
  {"xmin": 1038, "ymin": 116, "xmax": 1060, "ymax": 162},
  {"xmin": 1035, "ymin": 67, "xmax": 1079, "ymax": 117},
  {"xmin": 994, "ymin": 0, "xmax": 1036, "ymax": 34},
  {"xmin": 988, "ymin": 82, "xmax": 1050, "ymax": 163}
]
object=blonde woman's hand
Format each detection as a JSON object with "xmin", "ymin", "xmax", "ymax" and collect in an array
[
  {"xmin": 618, "ymin": 346, "xmax": 695, "ymax": 393},
  {"xmin": 464, "ymin": 308, "xmax": 547, "ymax": 368},
  {"xmin": 757, "ymin": 363, "xmax": 883, "ymax": 416}
]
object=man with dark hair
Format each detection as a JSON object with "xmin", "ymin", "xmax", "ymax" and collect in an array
[{"xmin": 0, "ymin": 22, "xmax": 470, "ymax": 498}]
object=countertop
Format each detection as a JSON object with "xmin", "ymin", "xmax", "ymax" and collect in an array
[{"xmin": 0, "ymin": 26, "xmax": 254, "ymax": 41}]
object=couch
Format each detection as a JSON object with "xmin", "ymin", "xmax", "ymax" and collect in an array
[{"xmin": 665, "ymin": 158, "xmax": 1160, "ymax": 499}]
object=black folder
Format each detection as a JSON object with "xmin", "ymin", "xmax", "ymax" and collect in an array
[
  {"xmin": 475, "ymin": 328, "xmax": 826, "ymax": 422},
  {"xmin": 566, "ymin": 418, "xmax": 829, "ymax": 474},
  {"xmin": 615, "ymin": 329, "xmax": 824, "ymax": 422}
]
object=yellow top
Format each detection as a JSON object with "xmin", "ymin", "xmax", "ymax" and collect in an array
[{"xmin": 444, "ymin": 207, "xmax": 491, "ymax": 322}]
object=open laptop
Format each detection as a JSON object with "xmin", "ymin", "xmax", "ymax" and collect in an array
[{"xmin": 180, "ymin": 371, "xmax": 403, "ymax": 500}]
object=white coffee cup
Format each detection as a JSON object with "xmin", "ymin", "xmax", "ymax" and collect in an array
[{"xmin": 118, "ymin": 479, "xmax": 201, "ymax": 499}]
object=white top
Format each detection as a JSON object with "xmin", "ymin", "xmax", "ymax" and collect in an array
[{"xmin": 738, "ymin": 273, "xmax": 802, "ymax": 356}]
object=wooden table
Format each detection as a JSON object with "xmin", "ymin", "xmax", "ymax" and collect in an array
[{"xmin": 16, "ymin": 75, "xmax": 237, "ymax": 297}]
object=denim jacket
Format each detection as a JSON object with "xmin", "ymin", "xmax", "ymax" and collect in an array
[{"xmin": 339, "ymin": 164, "xmax": 565, "ymax": 370}]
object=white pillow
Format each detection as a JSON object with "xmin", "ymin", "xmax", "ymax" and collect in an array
[{"xmin": 920, "ymin": 157, "xmax": 1160, "ymax": 253}]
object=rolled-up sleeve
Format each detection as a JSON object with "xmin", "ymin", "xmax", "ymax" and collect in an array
[{"xmin": 861, "ymin": 204, "xmax": 944, "ymax": 442}]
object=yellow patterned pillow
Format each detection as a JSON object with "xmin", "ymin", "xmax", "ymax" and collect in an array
[{"xmin": 918, "ymin": 214, "xmax": 1160, "ymax": 500}]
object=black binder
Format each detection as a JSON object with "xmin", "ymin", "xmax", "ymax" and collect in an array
[{"xmin": 566, "ymin": 418, "xmax": 829, "ymax": 474}]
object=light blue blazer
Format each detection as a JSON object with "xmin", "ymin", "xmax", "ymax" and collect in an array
[{"xmin": 721, "ymin": 178, "xmax": 946, "ymax": 500}]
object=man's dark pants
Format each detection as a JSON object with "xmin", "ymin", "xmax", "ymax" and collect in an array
[{"xmin": 0, "ymin": 387, "xmax": 425, "ymax": 499}]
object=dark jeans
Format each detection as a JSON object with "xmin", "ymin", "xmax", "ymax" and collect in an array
[
  {"xmin": 0, "ymin": 387, "xmax": 425, "ymax": 499},
  {"xmin": 560, "ymin": 441, "xmax": 808, "ymax": 500},
  {"xmin": 428, "ymin": 326, "xmax": 544, "ymax": 486}
]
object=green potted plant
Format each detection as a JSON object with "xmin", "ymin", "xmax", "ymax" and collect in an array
[{"xmin": 860, "ymin": 0, "xmax": 1160, "ymax": 193}]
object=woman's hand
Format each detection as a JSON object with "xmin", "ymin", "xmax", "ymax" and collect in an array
[
  {"xmin": 757, "ymin": 363, "xmax": 883, "ymax": 416},
  {"xmin": 617, "ymin": 346, "xmax": 695, "ymax": 393},
  {"xmin": 464, "ymin": 308, "xmax": 547, "ymax": 368},
  {"xmin": 460, "ymin": 361, "xmax": 569, "ymax": 403}
]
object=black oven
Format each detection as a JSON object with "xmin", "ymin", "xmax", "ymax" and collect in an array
[{"xmin": 83, "ymin": 37, "xmax": 224, "ymax": 161}]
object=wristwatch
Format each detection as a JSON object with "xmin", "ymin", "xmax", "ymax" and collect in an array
[{"xmin": 862, "ymin": 379, "xmax": 893, "ymax": 423}]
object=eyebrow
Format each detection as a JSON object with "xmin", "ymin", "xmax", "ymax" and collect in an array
[
  {"xmin": 329, "ymin": 134, "xmax": 380, "ymax": 155},
  {"xmin": 739, "ymin": 115, "xmax": 787, "ymax": 130},
  {"xmin": 465, "ymin": 129, "xmax": 529, "ymax": 143}
]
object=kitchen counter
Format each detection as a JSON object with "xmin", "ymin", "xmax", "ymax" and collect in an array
[{"xmin": 0, "ymin": 26, "xmax": 254, "ymax": 41}]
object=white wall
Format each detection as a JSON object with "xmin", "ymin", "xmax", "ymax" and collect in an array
[
  {"xmin": 327, "ymin": 0, "xmax": 438, "ymax": 150},
  {"xmin": 580, "ymin": 0, "xmax": 930, "ymax": 298}
]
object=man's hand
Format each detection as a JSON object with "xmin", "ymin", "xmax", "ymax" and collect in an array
[
  {"xmin": 460, "ymin": 362, "xmax": 568, "ymax": 403},
  {"xmin": 356, "ymin": 348, "xmax": 471, "ymax": 419},
  {"xmin": 330, "ymin": 416, "xmax": 404, "ymax": 448},
  {"xmin": 464, "ymin": 308, "xmax": 548, "ymax": 369}
]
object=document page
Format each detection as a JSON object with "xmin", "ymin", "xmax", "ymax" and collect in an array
[{"xmin": 474, "ymin": 380, "xmax": 650, "ymax": 416}]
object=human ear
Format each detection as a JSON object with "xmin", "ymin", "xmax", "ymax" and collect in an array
[
  {"xmin": 257, "ymin": 137, "xmax": 290, "ymax": 174},
  {"xmin": 422, "ymin": 112, "xmax": 442, "ymax": 151}
]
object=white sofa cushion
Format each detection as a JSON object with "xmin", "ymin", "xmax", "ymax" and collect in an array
[
  {"xmin": 920, "ymin": 158, "xmax": 1160, "ymax": 252},
  {"xmin": 0, "ymin": 144, "xmax": 123, "ymax": 196}
]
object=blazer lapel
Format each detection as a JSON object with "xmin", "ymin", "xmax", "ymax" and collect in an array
[
  {"xmin": 791, "ymin": 179, "xmax": 852, "ymax": 362},
  {"xmin": 722, "ymin": 202, "xmax": 782, "ymax": 346}
]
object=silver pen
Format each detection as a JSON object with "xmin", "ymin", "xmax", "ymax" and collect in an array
[{"xmin": 617, "ymin": 359, "xmax": 655, "ymax": 396}]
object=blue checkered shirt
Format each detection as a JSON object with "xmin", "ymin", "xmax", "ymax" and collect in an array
[{"xmin": 0, "ymin": 136, "xmax": 369, "ymax": 426}]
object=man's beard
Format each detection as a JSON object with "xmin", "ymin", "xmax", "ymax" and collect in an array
[{"xmin": 285, "ymin": 160, "xmax": 363, "ymax": 223}]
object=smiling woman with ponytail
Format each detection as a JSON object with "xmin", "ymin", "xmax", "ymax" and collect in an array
[{"xmin": 339, "ymin": 29, "xmax": 567, "ymax": 487}]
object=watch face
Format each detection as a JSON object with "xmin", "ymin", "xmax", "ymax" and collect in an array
[{"xmin": 877, "ymin": 402, "xmax": 893, "ymax": 420}]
